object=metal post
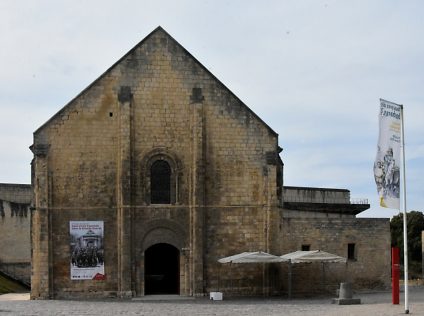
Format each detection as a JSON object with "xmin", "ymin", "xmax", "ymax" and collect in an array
[
  {"xmin": 422, "ymin": 231, "xmax": 424, "ymax": 280},
  {"xmin": 288, "ymin": 261, "xmax": 292, "ymax": 299},
  {"xmin": 400, "ymin": 105, "xmax": 409, "ymax": 314},
  {"xmin": 392, "ymin": 247, "xmax": 400, "ymax": 304}
]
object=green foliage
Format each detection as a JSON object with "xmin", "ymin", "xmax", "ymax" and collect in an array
[{"xmin": 390, "ymin": 210, "xmax": 424, "ymax": 274}]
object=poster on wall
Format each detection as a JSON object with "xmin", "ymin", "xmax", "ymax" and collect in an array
[{"xmin": 69, "ymin": 221, "xmax": 105, "ymax": 280}]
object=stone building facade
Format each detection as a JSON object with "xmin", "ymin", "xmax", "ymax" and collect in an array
[
  {"xmin": 280, "ymin": 187, "xmax": 390, "ymax": 295},
  {"xmin": 30, "ymin": 27, "xmax": 390, "ymax": 299},
  {"xmin": 0, "ymin": 183, "xmax": 31, "ymax": 285}
]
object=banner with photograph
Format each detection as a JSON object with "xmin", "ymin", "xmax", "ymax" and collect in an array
[
  {"xmin": 70, "ymin": 221, "xmax": 105, "ymax": 280},
  {"xmin": 373, "ymin": 99, "xmax": 402, "ymax": 209}
]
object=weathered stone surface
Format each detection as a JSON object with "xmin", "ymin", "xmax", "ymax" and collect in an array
[
  {"xmin": 29, "ymin": 27, "xmax": 390, "ymax": 299},
  {"xmin": 277, "ymin": 216, "xmax": 390, "ymax": 295},
  {"xmin": 0, "ymin": 183, "xmax": 32, "ymax": 285}
]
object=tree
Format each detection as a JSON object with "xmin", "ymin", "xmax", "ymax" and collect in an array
[{"xmin": 390, "ymin": 211, "xmax": 424, "ymax": 266}]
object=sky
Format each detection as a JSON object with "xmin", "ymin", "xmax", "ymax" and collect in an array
[{"xmin": 0, "ymin": 0, "xmax": 423, "ymax": 218}]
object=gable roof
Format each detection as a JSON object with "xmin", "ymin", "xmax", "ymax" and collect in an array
[{"xmin": 34, "ymin": 26, "xmax": 278, "ymax": 137}]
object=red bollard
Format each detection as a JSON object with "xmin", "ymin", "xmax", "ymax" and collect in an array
[{"xmin": 392, "ymin": 247, "xmax": 400, "ymax": 305}]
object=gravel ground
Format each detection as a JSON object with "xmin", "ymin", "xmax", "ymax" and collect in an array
[{"xmin": 1, "ymin": 287, "xmax": 423, "ymax": 316}]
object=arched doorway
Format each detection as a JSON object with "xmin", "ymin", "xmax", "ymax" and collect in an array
[{"xmin": 144, "ymin": 243, "xmax": 180, "ymax": 295}]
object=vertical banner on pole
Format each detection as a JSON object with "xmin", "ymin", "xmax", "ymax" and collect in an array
[
  {"xmin": 375, "ymin": 99, "xmax": 409, "ymax": 313},
  {"xmin": 373, "ymin": 99, "xmax": 402, "ymax": 209}
]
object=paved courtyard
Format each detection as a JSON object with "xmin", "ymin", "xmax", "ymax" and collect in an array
[{"xmin": 1, "ymin": 287, "xmax": 423, "ymax": 316}]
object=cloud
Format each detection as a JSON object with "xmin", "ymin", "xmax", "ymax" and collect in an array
[{"xmin": 0, "ymin": 1, "xmax": 423, "ymax": 217}]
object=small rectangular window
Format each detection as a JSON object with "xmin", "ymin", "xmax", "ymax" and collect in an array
[
  {"xmin": 348, "ymin": 243, "xmax": 356, "ymax": 260},
  {"xmin": 301, "ymin": 244, "xmax": 310, "ymax": 251}
]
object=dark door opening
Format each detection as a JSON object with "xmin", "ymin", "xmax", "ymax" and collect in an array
[{"xmin": 144, "ymin": 243, "xmax": 179, "ymax": 295}]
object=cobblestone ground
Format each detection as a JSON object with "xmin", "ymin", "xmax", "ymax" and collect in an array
[{"xmin": 1, "ymin": 287, "xmax": 423, "ymax": 316}]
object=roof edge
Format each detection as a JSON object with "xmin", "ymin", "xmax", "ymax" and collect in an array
[{"xmin": 283, "ymin": 186, "xmax": 349, "ymax": 192}]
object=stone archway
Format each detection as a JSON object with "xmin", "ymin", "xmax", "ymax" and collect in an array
[
  {"xmin": 144, "ymin": 243, "xmax": 180, "ymax": 295},
  {"xmin": 137, "ymin": 219, "xmax": 187, "ymax": 296}
]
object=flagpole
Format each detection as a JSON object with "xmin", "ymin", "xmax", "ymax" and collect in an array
[{"xmin": 400, "ymin": 105, "xmax": 409, "ymax": 314}]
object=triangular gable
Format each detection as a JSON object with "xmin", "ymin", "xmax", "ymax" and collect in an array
[{"xmin": 34, "ymin": 26, "xmax": 278, "ymax": 137}]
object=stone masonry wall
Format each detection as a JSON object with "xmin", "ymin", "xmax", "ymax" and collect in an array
[
  {"xmin": 205, "ymin": 207, "xmax": 267, "ymax": 296},
  {"xmin": 277, "ymin": 216, "xmax": 391, "ymax": 295},
  {"xmin": 0, "ymin": 183, "xmax": 31, "ymax": 285},
  {"xmin": 31, "ymin": 27, "xmax": 279, "ymax": 298},
  {"xmin": 283, "ymin": 186, "xmax": 350, "ymax": 204}
]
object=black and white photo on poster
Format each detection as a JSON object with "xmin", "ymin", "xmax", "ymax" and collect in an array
[{"xmin": 69, "ymin": 221, "xmax": 105, "ymax": 280}]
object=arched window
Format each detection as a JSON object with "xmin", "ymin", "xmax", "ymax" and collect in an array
[{"xmin": 150, "ymin": 160, "xmax": 171, "ymax": 204}]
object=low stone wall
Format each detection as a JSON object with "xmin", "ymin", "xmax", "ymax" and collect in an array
[
  {"xmin": 0, "ymin": 183, "xmax": 32, "ymax": 285},
  {"xmin": 0, "ymin": 262, "xmax": 31, "ymax": 286},
  {"xmin": 277, "ymin": 216, "xmax": 391, "ymax": 295},
  {"xmin": 283, "ymin": 186, "xmax": 350, "ymax": 204}
]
